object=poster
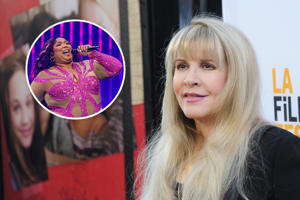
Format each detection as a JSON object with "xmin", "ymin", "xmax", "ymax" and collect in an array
[{"xmin": 0, "ymin": 0, "xmax": 146, "ymax": 199}]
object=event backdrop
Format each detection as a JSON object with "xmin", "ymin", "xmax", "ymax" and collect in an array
[
  {"xmin": 223, "ymin": 0, "xmax": 300, "ymax": 136},
  {"xmin": 0, "ymin": 0, "xmax": 146, "ymax": 199}
]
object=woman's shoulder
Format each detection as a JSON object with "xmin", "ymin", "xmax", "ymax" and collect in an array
[
  {"xmin": 80, "ymin": 60, "xmax": 93, "ymax": 69},
  {"xmin": 73, "ymin": 60, "xmax": 91, "ymax": 70},
  {"xmin": 259, "ymin": 126, "xmax": 300, "ymax": 149},
  {"xmin": 36, "ymin": 66, "xmax": 56, "ymax": 76},
  {"xmin": 258, "ymin": 126, "xmax": 300, "ymax": 198},
  {"xmin": 257, "ymin": 126, "xmax": 300, "ymax": 161}
]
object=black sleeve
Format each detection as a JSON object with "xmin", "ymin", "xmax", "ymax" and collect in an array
[{"xmin": 265, "ymin": 127, "xmax": 300, "ymax": 200}]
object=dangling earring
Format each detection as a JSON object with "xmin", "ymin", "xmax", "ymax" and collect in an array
[{"xmin": 50, "ymin": 57, "xmax": 55, "ymax": 63}]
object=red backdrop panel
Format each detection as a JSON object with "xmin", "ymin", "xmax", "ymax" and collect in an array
[
  {"xmin": 2, "ymin": 104, "xmax": 146, "ymax": 200},
  {"xmin": 0, "ymin": 0, "xmax": 39, "ymax": 59}
]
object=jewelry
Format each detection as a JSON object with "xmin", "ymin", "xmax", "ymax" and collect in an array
[{"xmin": 50, "ymin": 57, "xmax": 55, "ymax": 63}]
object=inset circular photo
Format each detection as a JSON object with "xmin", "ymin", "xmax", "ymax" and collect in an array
[{"xmin": 26, "ymin": 20, "xmax": 125, "ymax": 119}]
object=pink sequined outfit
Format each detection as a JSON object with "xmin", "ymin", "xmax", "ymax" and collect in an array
[{"xmin": 33, "ymin": 51, "xmax": 122, "ymax": 117}]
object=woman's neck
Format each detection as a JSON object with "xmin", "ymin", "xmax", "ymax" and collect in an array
[
  {"xmin": 194, "ymin": 116, "xmax": 216, "ymax": 140},
  {"xmin": 56, "ymin": 62, "xmax": 73, "ymax": 70}
]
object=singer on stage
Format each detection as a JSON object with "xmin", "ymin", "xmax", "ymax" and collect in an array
[{"xmin": 31, "ymin": 37, "xmax": 122, "ymax": 118}]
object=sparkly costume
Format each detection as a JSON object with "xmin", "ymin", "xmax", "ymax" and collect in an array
[{"xmin": 33, "ymin": 51, "xmax": 122, "ymax": 117}]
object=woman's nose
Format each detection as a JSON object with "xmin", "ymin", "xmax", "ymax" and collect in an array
[
  {"xmin": 20, "ymin": 107, "xmax": 30, "ymax": 126},
  {"xmin": 184, "ymin": 67, "xmax": 201, "ymax": 87}
]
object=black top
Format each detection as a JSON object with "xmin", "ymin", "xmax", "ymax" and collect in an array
[{"xmin": 174, "ymin": 126, "xmax": 300, "ymax": 200}]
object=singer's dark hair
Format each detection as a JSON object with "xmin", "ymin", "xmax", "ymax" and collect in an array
[{"xmin": 33, "ymin": 37, "xmax": 81, "ymax": 79}]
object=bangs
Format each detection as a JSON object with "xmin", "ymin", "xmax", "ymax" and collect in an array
[{"xmin": 168, "ymin": 25, "xmax": 225, "ymax": 71}]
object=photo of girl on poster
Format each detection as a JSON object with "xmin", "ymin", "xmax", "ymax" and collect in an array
[{"xmin": 0, "ymin": 47, "xmax": 48, "ymax": 190}]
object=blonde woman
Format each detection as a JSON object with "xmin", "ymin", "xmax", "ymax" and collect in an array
[{"xmin": 138, "ymin": 16, "xmax": 300, "ymax": 200}]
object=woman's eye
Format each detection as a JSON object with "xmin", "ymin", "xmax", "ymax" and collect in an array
[
  {"xmin": 176, "ymin": 63, "xmax": 188, "ymax": 70},
  {"xmin": 202, "ymin": 63, "xmax": 216, "ymax": 70},
  {"xmin": 26, "ymin": 99, "xmax": 33, "ymax": 107},
  {"xmin": 13, "ymin": 105, "xmax": 20, "ymax": 111}
]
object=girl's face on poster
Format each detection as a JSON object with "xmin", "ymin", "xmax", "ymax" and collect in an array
[
  {"xmin": 53, "ymin": 37, "xmax": 73, "ymax": 64},
  {"xmin": 173, "ymin": 50, "xmax": 227, "ymax": 122},
  {"xmin": 9, "ymin": 70, "xmax": 35, "ymax": 149}
]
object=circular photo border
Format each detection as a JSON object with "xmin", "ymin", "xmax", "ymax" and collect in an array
[{"xmin": 25, "ymin": 19, "xmax": 126, "ymax": 120}]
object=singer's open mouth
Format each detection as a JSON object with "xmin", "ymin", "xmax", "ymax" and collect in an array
[{"xmin": 63, "ymin": 49, "xmax": 70, "ymax": 54}]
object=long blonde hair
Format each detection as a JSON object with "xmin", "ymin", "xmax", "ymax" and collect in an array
[{"xmin": 137, "ymin": 16, "xmax": 267, "ymax": 200}]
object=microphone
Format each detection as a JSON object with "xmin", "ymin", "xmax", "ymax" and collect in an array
[{"xmin": 72, "ymin": 46, "xmax": 99, "ymax": 54}]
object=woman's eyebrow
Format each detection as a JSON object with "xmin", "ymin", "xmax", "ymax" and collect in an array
[
  {"xmin": 175, "ymin": 58, "xmax": 215, "ymax": 62},
  {"xmin": 11, "ymin": 99, "xmax": 19, "ymax": 104},
  {"xmin": 201, "ymin": 59, "xmax": 215, "ymax": 62},
  {"xmin": 175, "ymin": 58, "xmax": 186, "ymax": 62}
]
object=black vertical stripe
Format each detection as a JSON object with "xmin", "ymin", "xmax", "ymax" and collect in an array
[
  {"xmin": 0, "ymin": 111, "xmax": 3, "ymax": 200},
  {"xmin": 119, "ymin": 1, "xmax": 136, "ymax": 200}
]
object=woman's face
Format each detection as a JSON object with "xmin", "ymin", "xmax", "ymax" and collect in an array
[
  {"xmin": 9, "ymin": 70, "xmax": 35, "ymax": 149},
  {"xmin": 173, "ymin": 50, "xmax": 227, "ymax": 122},
  {"xmin": 52, "ymin": 37, "xmax": 73, "ymax": 64}
]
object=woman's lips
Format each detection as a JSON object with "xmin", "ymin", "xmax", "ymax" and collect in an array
[
  {"xmin": 183, "ymin": 92, "xmax": 207, "ymax": 103},
  {"xmin": 20, "ymin": 127, "xmax": 33, "ymax": 137}
]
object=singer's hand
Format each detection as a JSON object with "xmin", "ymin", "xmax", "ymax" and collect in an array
[{"xmin": 77, "ymin": 45, "xmax": 91, "ymax": 56}]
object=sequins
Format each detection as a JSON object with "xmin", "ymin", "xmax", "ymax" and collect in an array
[
  {"xmin": 32, "ymin": 51, "xmax": 121, "ymax": 117},
  {"xmin": 89, "ymin": 50, "xmax": 122, "ymax": 77}
]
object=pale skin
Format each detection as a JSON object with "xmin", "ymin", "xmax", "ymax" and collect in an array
[
  {"xmin": 31, "ymin": 37, "xmax": 109, "ymax": 117},
  {"xmin": 9, "ymin": 70, "xmax": 35, "ymax": 149},
  {"xmin": 173, "ymin": 51, "xmax": 227, "ymax": 182}
]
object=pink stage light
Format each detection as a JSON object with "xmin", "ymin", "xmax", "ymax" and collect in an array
[{"xmin": 70, "ymin": 22, "xmax": 73, "ymax": 44}]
